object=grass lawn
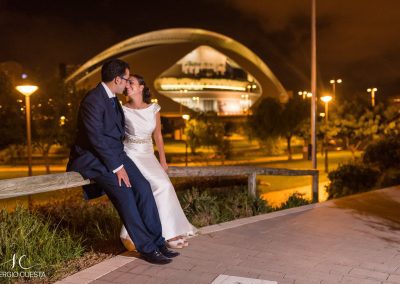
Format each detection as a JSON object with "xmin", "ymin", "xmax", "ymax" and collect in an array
[
  {"xmin": 256, "ymin": 150, "xmax": 360, "ymax": 193},
  {"xmin": 0, "ymin": 137, "xmax": 360, "ymax": 209}
]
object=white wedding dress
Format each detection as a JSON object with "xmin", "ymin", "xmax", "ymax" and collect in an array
[{"xmin": 120, "ymin": 103, "xmax": 196, "ymax": 245}]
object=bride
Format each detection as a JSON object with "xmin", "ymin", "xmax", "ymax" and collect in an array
[{"xmin": 120, "ymin": 74, "xmax": 196, "ymax": 250}]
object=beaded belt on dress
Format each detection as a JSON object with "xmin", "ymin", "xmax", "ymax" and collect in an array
[{"xmin": 125, "ymin": 135, "xmax": 152, "ymax": 144}]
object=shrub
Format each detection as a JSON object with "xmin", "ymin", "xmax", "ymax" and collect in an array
[
  {"xmin": 179, "ymin": 187, "xmax": 220, "ymax": 227},
  {"xmin": 34, "ymin": 197, "xmax": 122, "ymax": 253},
  {"xmin": 326, "ymin": 162, "xmax": 380, "ymax": 199},
  {"xmin": 252, "ymin": 195, "xmax": 272, "ymax": 215},
  {"xmin": 279, "ymin": 192, "xmax": 311, "ymax": 209},
  {"xmin": 376, "ymin": 168, "xmax": 400, "ymax": 188},
  {"xmin": 178, "ymin": 186, "xmax": 272, "ymax": 227},
  {"xmin": 363, "ymin": 135, "xmax": 400, "ymax": 170}
]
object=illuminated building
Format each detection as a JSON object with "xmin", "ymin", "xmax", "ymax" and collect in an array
[
  {"xmin": 155, "ymin": 45, "xmax": 260, "ymax": 115},
  {"xmin": 66, "ymin": 28, "xmax": 287, "ymax": 117}
]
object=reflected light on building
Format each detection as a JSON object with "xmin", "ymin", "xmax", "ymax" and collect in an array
[
  {"xmin": 222, "ymin": 100, "xmax": 242, "ymax": 114},
  {"xmin": 160, "ymin": 83, "xmax": 247, "ymax": 92},
  {"xmin": 154, "ymin": 45, "xmax": 261, "ymax": 116}
]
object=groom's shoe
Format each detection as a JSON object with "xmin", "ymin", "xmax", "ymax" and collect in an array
[
  {"xmin": 141, "ymin": 250, "xmax": 172, "ymax": 265},
  {"xmin": 159, "ymin": 245, "xmax": 180, "ymax": 258}
]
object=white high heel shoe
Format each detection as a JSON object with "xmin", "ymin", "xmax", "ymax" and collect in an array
[{"xmin": 166, "ymin": 239, "xmax": 185, "ymax": 249}]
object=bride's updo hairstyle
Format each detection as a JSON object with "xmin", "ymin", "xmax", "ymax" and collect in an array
[{"xmin": 132, "ymin": 74, "xmax": 151, "ymax": 104}]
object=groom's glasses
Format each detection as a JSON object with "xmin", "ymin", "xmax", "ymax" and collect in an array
[{"xmin": 119, "ymin": 76, "xmax": 130, "ymax": 83}]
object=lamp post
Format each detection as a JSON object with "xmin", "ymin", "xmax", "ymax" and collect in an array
[
  {"xmin": 182, "ymin": 114, "xmax": 190, "ymax": 166},
  {"xmin": 329, "ymin": 78, "xmax": 342, "ymax": 100},
  {"xmin": 367, "ymin": 88, "xmax": 377, "ymax": 107},
  {"xmin": 16, "ymin": 85, "xmax": 38, "ymax": 176},
  {"xmin": 298, "ymin": 91, "xmax": 313, "ymax": 100},
  {"xmin": 321, "ymin": 95, "xmax": 332, "ymax": 173},
  {"xmin": 298, "ymin": 91, "xmax": 307, "ymax": 100},
  {"xmin": 310, "ymin": 0, "xmax": 320, "ymax": 203}
]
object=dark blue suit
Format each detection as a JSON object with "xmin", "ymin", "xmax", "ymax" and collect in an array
[{"xmin": 67, "ymin": 83, "xmax": 164, "ymax": 253}]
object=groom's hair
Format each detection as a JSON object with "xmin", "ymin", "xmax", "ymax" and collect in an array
[{"xmin": 101, "ymin": 59, "xmax": 130, "ymax": 82}]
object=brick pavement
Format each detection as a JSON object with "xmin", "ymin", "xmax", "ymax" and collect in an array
[{"xmin": 59, "ymin": 186, "xmax": 400, "ymax": 284}]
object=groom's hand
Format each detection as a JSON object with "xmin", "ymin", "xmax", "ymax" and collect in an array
[{"xmin": 116, "ymin": 167, "xmax": 132, "ymax": 188}]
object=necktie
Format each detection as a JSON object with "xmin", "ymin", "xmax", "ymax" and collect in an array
[{"xmin": 111, "ymin": 97, "xmax": 118, "ymax": 109}]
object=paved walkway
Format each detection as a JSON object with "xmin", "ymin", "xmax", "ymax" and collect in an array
[{"xmin": 59, "ymin": 186, "xmax": 400, "ymax": 284}]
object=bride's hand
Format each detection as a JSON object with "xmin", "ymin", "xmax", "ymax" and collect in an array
[{"xmin": 160, "ymin": 161, "xmax": 168, "ymax": 172}]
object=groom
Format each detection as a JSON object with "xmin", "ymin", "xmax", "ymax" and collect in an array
[{"xmin": 67, "ymin": 59, "xmax": 178, "ymax": 264}]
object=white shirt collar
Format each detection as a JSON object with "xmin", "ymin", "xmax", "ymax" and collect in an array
[{"xmin": 101, "ymin": 82, "xmax": 115, "ymax": 98}]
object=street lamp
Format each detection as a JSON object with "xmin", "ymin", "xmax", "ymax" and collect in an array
[
  {"xmin": 329, "ymin": 78, "xmax": 342, "ymax": 100},
  {"xmin": 367, "ymin": 88, "xmax": 378, "ymax": 107},
  {"xmin": 321, "ymin": 95, "xmax": 332, "ymax": 173},
  {"xmin": 16, "ymin": 85, "xmax": 38, "ymax": 176},
  {"xmin": 298, "ymin": 91, "xmax": 308, "ymax": 100},
  {"xmin": 182, "ymin": 114, "xmax": 190, "ymax": 166},
  {"xmin": 298, "ymin": 91, "xmax": 313, "ymax": 100}
]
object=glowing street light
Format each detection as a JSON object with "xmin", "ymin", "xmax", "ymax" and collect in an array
[
  {"xmin": 329, "ymin": 78, "xmax": 342, "ymax": 100},
  {"xmin": 298, "ymin": 90, "xmax": 308, "ymax": 100},
  {"xmin": 367, "ymin": 87, "xmax": 378, "ymax": 107},
  {"xmin": 16, "ymin": 85, "xmax": 38, "ymax": 176},
  {"xmin": 320, "ymin": 95, "xmax": 332, "ymax": 120},
  {"xmin": 298, "ymin": 91, "xmax": 313, "ymax": 100}
]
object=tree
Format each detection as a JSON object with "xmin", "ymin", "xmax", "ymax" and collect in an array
[
  {"xmin": 0, "ymin": 72, "xmax": 25, "ymax": 150},
  {"xmin": 279, "ymin": 96, "xmax": 310, "ymax": 160},
  {"xmin": 200, "ymin": 113, "xmax": 230, "ymax": 164},
  {"xmin": 184, "ymin": 112, "xmax": 231, "ymax": 164},
  {"xmin": 31, "ymin": 79, "xmax": 83, "ymax": 173},
  {"xmin": 250, "ymin": 96, "xmax": 309, "ymax": 160},
  {"xmin": 381, "ymin": 105, "xmax": 400, "ymax": 136},
  {"xmin": 331, "ymin": 99, "xmax": 382, "ymax": 159},
  {"xmin": 185, "ymin": 119, "xmax": 206, "ymax": 154}
]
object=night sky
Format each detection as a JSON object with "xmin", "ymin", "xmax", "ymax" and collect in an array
[{"xmin": 1, "ymin": 0, "xmax": 400, "ymax": 100}]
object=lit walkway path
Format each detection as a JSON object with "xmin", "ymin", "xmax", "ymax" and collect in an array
[{"xmin": 59, "ymin": 186, "xmax": 400, "ymax": 284}]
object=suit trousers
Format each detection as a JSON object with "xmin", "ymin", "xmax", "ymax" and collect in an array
[{"xmin": 93, "ymin": 156, "xmax": 164, "ymax": 253}]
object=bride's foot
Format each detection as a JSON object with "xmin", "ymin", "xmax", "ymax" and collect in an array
[
  {"xmin": 174, "ymin": 235, "xmax": 188, "ymax": 247},
  {"xmin": 166, "ymin": 236, "xmax": 186, "ymax": 249},
  {"xmin": 179, "ymin": 236, "xmax": 189, "ymax": 247}
]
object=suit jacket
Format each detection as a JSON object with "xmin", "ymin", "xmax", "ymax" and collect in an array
[{"xmin": 67, "ymin": 83, "xmax": 126, "ymax": 199}]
